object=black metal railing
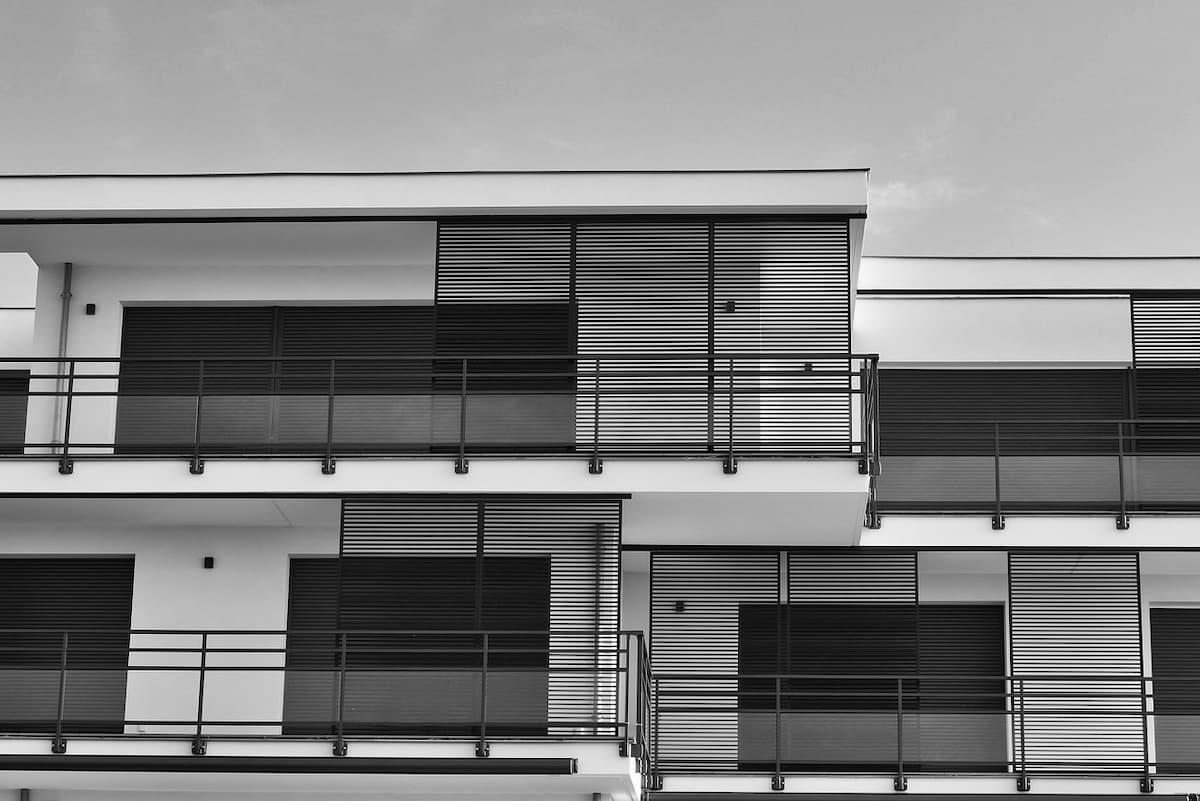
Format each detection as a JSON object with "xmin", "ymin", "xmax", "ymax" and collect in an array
[
  {"xmin": 877, "ymin": 419, "xmax": 1200, "ymax": 524},
  {"xmin": 1, "ymin": 353, "xmax": 878, "ymax": 476},
  {"xmin": 653, "ymin": 671, "xmax": 1199, "ymax": 787},
  {"xmin": 0, "ymin": 628, "xmax": 652, "ymax": 771}
]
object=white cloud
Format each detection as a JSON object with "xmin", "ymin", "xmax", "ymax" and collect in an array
[{"xmin": 870, "ymin": 177, "xmax": 979, "ymax": 212}]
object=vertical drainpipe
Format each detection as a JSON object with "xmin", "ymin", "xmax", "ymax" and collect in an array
[{"xmin": 51, "ymin": 262, "xmax": 73, "ymax": 450}]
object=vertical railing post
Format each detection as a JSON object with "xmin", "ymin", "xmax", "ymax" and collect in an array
[
  {"xmin": 1016, "ymin": 677, "xmax": 1029, "ymax": 790},
  {"xmin": 57, "ymin": 360, "xmax": 76, "ymax": 475},
  {"xmin": 992, "ymin": 422, "xmax": 1005, "ymax": 530},
  {"xmin": 859, "ymin": 359, "xmax": 870, "ymax": 473},
  {"xmin": 1117, "ymin": 421, "xmax": 1130, "ymax": 529},
  {"xmin": 1140, "ymin": 675, "xmax": 1154, "ymax": 792},
  {"xmin": 724, "ymin": 357, "xmax": 737, "ymax": 474},
  {"xmin": 191, "ymin": 632, "xmax": 208, "ymax": 755},
  {"xmin": 333, "ymin": 631, "xmax": 347, "ymax": 755},
  {"xmin": 190, "ymin": 359, "xmax": 205, "ymax": 475},
  {"xmin": 772, "ymin": 674, "xmax": 784, "ymax": 791},
  {"xmin": 455, "ymin": 358, "xmax": 469, "ymax": 474},
  {"xmin": 476, "ymin": 632, "xmax": 489, "ymax": 757},
  {"xmin": 895, "ymin": 677, "xmax": 907, "ymax": 790},
  {"xmin": 322, "ymin": 359, "xmax": 337, "ymax": 475},
  {"xmin": 589, "ymin": 357, "xmax": 603, "ymax": 474},
  {"xmin": 51, "ymin": 631, "xmax": 68, "ymax": 753}
]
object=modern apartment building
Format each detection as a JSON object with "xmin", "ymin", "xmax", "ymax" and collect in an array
[{"xmin": 0, "ymin": 170, "xmax": 1197, "ymax": 801}]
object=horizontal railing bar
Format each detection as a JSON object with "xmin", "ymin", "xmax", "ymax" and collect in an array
[{"xmin": 0, "ymin": 351, "xmax": 880, "ymax": 363}]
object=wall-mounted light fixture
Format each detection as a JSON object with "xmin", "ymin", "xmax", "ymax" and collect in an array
[{"xmin": 203, "ymin": 556, "xmax": 215, "ymax": 569}]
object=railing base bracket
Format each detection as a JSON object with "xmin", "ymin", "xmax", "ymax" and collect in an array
[
  {"xmin": 455, "ymin": 457, "xmax": 469, "ymax": 475},
  {"xmin": 771, "ymin": 775, "xmax": 785, "ymax": 791},
  {"xmin": 1140, "ymin": 777, "xmax": 1154, "ymax": 794},
  {"xmin": 1016, "ymin": 775, "xmax": 1031, "ymax": 792},
  {"xmin": 589, "ymin": 456, "xmax": 603, "ymax": 475},
  {"xmin": 894, "ymin": 776, "xmax": 908, "ymax": 792},
  {"xmin": 189, "ymin": 458, "xmax": 205, "ymax": 476},
  {"xmin": 859, "ymin": 458, "xmax": 870, "ymax": 475},
  {"xmin": 191, "ymin": 738, "xmax": 207, "ymax": 756},
  {"xmin": 647, "ymin": 775, "xmax": 664, "ymax": 791},
  {"xmin": 1117, "ymin": 513, "xmax": 1131, "ymax": 530},
  {"xmin": 322, "ymin": 457, "xmax": 336, "ymax": 475},
  {"xmin": 723, "ymin": 455, "xmax": 738, "ymax": 475},
  {"xmin": 57, "ymin": 459, "xmax": 73, "ymax": 476},
  {"xmin": 866, "ymin": 511, "xmax": 882, "ymax": 529},
  {"xmin": 50, "ymin": 737, "xmax": 66, "ymax": 754},
  {"xmin": 618, "ymin": 741, "xmax": 642, "ymax": 758},
  {"xmin": 332, "ymin": 740, "xmax": 347, "ymax": 757},
  {"xmin": 474, "ymin": 741, "xmax": 490, "ymax": 758},
  {"xmin": 992, "ymin": 514, "xmax": 1006, "ymax": 530}
]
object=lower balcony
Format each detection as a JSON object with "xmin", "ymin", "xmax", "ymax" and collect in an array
[{"xmin": 0, "ymin": 629, "xmax": 649, "ymax": 800}]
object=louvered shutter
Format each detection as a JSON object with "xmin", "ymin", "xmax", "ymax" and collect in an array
[
  {"xmin": 1149, "ymin": 608, "xmax": 1200, "ymax": 773},
  {"xmin": 0, "ymin": 557, "xmax": 134, "ymax": 733},
  {"xmin": 276, "ymin": 306, "xmax": 435, "ymax": 453},
  {"xmin": 0, "ymin": 370, "xmax": 29, "ymax": 454},
  {"xmin": 117, "ymin": 307, "xmax": 276, "ymax": 453},
  {"xmin": 877, "ymin": 369, "xmax": 1130, "ymax": 512},
  {"xmin": 1007, "ymin": 551, "xmax": 1145, "ymax": 772}
]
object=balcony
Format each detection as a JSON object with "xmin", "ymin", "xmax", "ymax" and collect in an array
[
  {"xmin": 0, "ymin": 628, "xmax": 651, "ymax": 787},
  {"xmin": 875, "ymin": 418, "xmax": 1200, "ymax": 526},
  {"xmin": 0, "ymin": 353, "xmax": 878, "ymax": 513}
]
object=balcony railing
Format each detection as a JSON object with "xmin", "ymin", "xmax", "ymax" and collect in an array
[
  {"xmin": 875, "ymin": 419, "xmax": 1200, "ymax": 526},
  {"xmin": 0, "ymin": 628, "xmax": 652, "ymax": 773},
  {"xmin": 2, "ymin": 353, "xmax": 878, "ymax": 475},
  {"xmin": 653, "ymin": 671, "xmax": 1198, "ymax": 789}
]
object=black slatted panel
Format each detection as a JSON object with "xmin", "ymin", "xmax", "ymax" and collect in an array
[
  {"xmin": 435, "ymin": 223, "xmax": 573, "ymax": 304},
  {"xmin": 0, "ymin": 370, "xmax": 29, "ymax": 454},
  {"xmin": 117, "ymin": 307, "xmax": 276, "ymax": 453},
  {"xmin": 276, "ymin": 306, "xmax": 435, "ymax": 453},
  {"xmin": 1008, "ymin": 552, "xmax": 1144, "ymax": 772},
  {"xmin": 1131, "ymin": 295, "xmax": 1200, "ymax": 456},
  {"xmin": 877, "ymin": 369, "xmax": 1131, "ymax": 513},
  {"xmin": 0, "ymin": 558, "xmax": 134, "ymax": 733},
  {"xmin": 283, "ymin": 496, "xmax": 621, "ymax": 737},
  {"xmin": 651, "ymin": 551, "xmax": 781, "ymax": 772},
  {"xmin": 282, "ymin": 558, "xmax": 340, "ymax": 733},
  {"xmin": 1148, "ymin": 608, "xmax": 1200, "ymax": 773}
]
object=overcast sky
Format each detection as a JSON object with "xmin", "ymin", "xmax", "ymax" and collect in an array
[{"xmin": 1, "ymin": 0, "xmax": 1196, "ymax": 256}]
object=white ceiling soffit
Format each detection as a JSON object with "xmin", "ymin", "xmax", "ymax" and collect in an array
[{"xmin": 859, "ymin": 256, "xmax": 1200, "ymax": 292}]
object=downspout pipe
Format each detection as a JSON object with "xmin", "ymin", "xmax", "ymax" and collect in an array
[{"xmin": 51, "ymin": 262, "xmax": 72, "ymax": 449}]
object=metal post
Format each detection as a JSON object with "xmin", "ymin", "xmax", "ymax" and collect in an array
[
  {"xmin": 1016, "ymin": 677, "xmax": 1030, "ymax": 791},
  {"xmin": 57, "ymin": 361, "xmax": 76, "ymax": 475},
  {"xmin": 1117, "ymin": 421, "xmax": 1130, "ymax": 529},
  {"xmin": 772, "ymin": 675, "xmax": 784, "ymax": 790},
  {"xmin": 333, "ymin": 632, "xmax": 347, "ymax": 755},
  {"xmin": 895, "ymin": 677, "xmax": 908, "ymax": 790},
  {"xmin": 1140, "ymin": 676, "xmax": 1154, "ymax": 792},
  {"xmin": 322, "ymin": 359, "xmax": 337, "ymax": 475},
  {"xmin": 190, "ymin": 360, "xmax": 205, "ymax": 475},
  {"xmin": 51, "ymin": 632, "xmax": 68, "ymax": 753},
  {"xmin": 191, "ymin": 632, "xmax": 208, "ymax": 755},
  {"xmin": 724, "ymin": 357, "xmax": 737, "ymax": 474},
  {"xmin": 992, "ymin": 422, "xmax": 1005, "ymax": 530},
  {"xmin": 455, "ymin": 358, "xmax": 469, "ymax": 474},
  {"xmin": 590, "ymin": 357, "xmax": 603, "ymax": 474},
  {"xmin": 859, "ymin": 361, "xmax": 870, "ymax": 474},
  {"xmin": 476, "ymin": 632, "xmax": 489, "ymax": 757}
]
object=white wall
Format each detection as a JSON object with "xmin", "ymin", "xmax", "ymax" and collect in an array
[
  {"xmin": 0, "ymin": 253, "xmax": 37, "ymax": 355},
  {"xmin": 853, "ymin": 296, "xmax": 1133, "ymax": 364},
  {"xmin": 0, "ymin": 502, "xmax": 339, "ymax": 735}
]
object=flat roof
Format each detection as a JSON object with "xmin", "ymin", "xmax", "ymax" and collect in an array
[
  {"xmin": 0, "ymin": 169, "xmax": 869, "ymax": 220},
  {"xmin": 859, "ymin": 256, "xmax": 1200, "ymax": 294}
]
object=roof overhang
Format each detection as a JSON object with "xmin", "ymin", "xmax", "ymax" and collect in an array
[
  {"xmin": 0, "ymin": 169, "xmax": 869, "ymax": 220},
  {"xmin": 859, "ymin": 256, "xmax": 1200, "ymax": 294}
]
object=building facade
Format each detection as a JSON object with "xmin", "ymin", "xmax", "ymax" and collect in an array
[{"xmin": 0, "ymin": 171, "xmax": 1196, "ymax": 801}]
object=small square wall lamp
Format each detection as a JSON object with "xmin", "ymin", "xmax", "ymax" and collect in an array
[
  {"xmin": 85, "ymin": 303, "xmax": 96, "ymax": 315},
  {"xmin": 203, "ymin": 556, "xmax": 215, "ymax": 569}
]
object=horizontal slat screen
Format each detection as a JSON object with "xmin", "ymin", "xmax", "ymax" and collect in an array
[
  {"xmin": 1131, "ymin": 294, "xmax": 1200, "ymax": 458},
  {"xmin": 0, "ymin": 370, "xmax": 29, "ymax": 454},
  {"xmin": 0, "ymin": 557, "xmax": 134, "ymax": 734},
  {"xmin": 285, "ymin": 496, "xmax": 621, "ymax": 736},
  {"xmin": 1148, "ymin": 608, "xmax": 1200, "ymax": 773},
  {"xmin": 1008, "ymin": 552, "xmax": 1144, "ymax": 773}
]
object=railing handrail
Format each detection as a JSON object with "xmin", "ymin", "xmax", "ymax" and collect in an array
[
  {"xmin": 0, "ymin": 627, "xmax": 648, "ymax": 636},
  {"xmin": 0, "ymin": 351, "xmax": 881, "ymax": 363}
]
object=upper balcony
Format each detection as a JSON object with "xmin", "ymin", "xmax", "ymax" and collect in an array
[{"xmin": 0, "ymin": 170, "xmax": 874, "ymax": 542}]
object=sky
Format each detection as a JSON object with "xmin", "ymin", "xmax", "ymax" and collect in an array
[{"xmin": 0, "ymin": 0, "xmax": 1197, "ymax": 256}]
